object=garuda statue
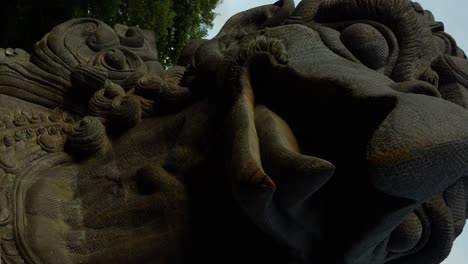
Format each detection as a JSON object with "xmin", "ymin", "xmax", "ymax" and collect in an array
[{"xmin": 0, "ymin": 0, "xmax": 467, "ymax": 263}]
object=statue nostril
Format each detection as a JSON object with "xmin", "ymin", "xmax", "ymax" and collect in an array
[
  {"xmin": 134, "ymin": 166, "xmax": 161, "ymax": 195},
  {"xmin": 388, "ymin": 212, "xmax": 423, "ymax": 253},
  {"xmin": 390, "ymin": 80, "xmax": 442, "ymax": 98}
]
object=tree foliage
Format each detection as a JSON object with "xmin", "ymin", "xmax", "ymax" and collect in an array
[{"xmin": 0, "ymin": 0, "xmax": 221, "ymax": 66}]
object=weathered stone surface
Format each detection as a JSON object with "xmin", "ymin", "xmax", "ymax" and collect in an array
[{"xmin": 0, "ymin": 0, "xmax": 467, "ymax": 263}]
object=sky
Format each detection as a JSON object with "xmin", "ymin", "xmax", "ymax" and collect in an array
[{"xmin": 208, "ymin": 1, "xmax": 467, "ymax": 263}]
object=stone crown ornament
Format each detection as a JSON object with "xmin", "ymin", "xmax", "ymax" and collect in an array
[{"xmin": 0, "ymin": 0, "xmax": 467, "ymax": 264}]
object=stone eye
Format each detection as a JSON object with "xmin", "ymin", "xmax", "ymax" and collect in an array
[{"xmin": 340, "ymin": 23, "xmax": 390, "ymax": 70}]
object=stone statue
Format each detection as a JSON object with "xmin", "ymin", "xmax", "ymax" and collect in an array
[{"xmin": 0, "ymin": 0, "xmax": 467, "ymax": 263}]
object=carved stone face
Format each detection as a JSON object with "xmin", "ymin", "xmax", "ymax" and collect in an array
[
  {"xmin": 1, "ymin": 1, "xmax": 468, "ymax": 264},
  {"xmin": 186, "ymin": 1, "xmax": 468, "ymax": 263}
]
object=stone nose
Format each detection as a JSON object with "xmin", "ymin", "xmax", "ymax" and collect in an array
[{"xmin": 367, "ymin": 92, "xmax": 468, "ymax": 202}]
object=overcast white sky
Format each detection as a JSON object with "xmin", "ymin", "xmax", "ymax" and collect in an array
[{"xmin": 208, "ymin": 1, "xmax": 467, "ymax": 264}]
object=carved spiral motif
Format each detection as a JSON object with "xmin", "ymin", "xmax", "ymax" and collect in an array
[
  {"xmin": 93, "ymin": 48, "xmax": 145, "ymax": 82},
  {"xmin": 236, "ymin": 35, "xmax": 289, "ymax": 65},
  {"xmin": 135, "ymin": 75, "xmax": 164, "ymax": 98},
  {"xmin": 104, "ymin": 80, "xmax": 126, "ymax": 98},
  {"xmin": 160, "ymin": 82, "xmax": 191, "ymax": 103},
  {"xmin": 85, "ymin": 23, "xmax": 120, "ymax": 52},
  {"xmin": 119, "ymin": 27, "xmax": 145, "ymax": 48},
  {"xmin": 109, "ymin": 95, "xmax": 143, "ymax": 129},
  {"xmin": 65, "ymin": 116, "xmax": 108, "ymax": 156},
  {"xmin": 89, "ymin": 89, "xmax": 113, "ymax": 118}
]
